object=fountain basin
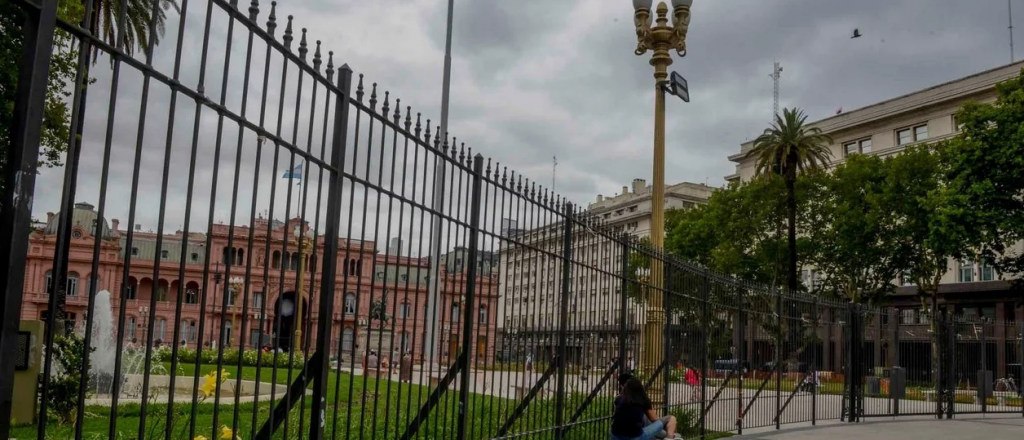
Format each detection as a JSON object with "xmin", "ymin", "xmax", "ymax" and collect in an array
[{"xmin": 85, "ymin": 374, "xmax": 294, "ymax": 406}]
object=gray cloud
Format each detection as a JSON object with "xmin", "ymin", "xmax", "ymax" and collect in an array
[{"xmin": 31, "ymin": 0, "xmax": 1020, "ymax": 256}]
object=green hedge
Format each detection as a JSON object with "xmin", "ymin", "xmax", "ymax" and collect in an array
[{"xmin": 152, "ymin": 347, "xmax": 306, "ymax": 369}]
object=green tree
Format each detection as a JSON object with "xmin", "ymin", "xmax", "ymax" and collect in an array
[
  {"xmin": 804, "ymin": 154, "xmax": 905, "ymax": 304},
  {"xmin": 0, "ymin": 0, "xmax": 83, "ymax": 202},
  {"xmin": 749, "ymin": 107, "xmax": 833, "ymax": 292},
  {"xmin": 89, "ymin": 0, "xmax": 180, "ymax": 59},
  {"xmin": 939, "ymin": 70, "xmax": 1024, "ymax": 278}
]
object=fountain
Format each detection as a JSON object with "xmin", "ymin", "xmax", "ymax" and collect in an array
[{"xmin": 82, "ymin": 290, "xmax": 290, "ymax": 405}]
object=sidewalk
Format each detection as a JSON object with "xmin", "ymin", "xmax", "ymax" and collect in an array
[{"xmin": 732, "ymin": 415, "xmax": 1024, "ymax": 440}]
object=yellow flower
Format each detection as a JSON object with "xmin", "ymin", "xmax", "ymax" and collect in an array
[
  {"xmin": 194, "ymin": 436, "xmax": 209, "ymax": 440},
  {"xmin": 199, "ymin": 374, "xmax": 218, "ymax": 398},
  {"xmin": 219, "ymin": 425, "xmax": 241, "ymax": 440}
]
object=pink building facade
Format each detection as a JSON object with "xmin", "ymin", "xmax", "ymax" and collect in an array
[{"xmin": 20, "ymin": 202, "xmax": 499, "ymax": 365}]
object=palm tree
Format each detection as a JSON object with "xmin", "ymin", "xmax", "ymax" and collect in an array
[
  {"xmin": 90, "ymin": 0, "xmax": 179, "ymax": 59},
  {"xmin": 750, "ymin": 107, "xmax": 833, "ymax": 293}
]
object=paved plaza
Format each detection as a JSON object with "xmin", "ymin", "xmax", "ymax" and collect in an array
[{"xmin": 732, "ymin": 415, "xmax": 1024, "ymax": 440}]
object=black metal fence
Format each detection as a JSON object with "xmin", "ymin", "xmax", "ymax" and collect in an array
[{"xmin": 2, "ymin": 0, "xmax": 1023, "ymax": 440}]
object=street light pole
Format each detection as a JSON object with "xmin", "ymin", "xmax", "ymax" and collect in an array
[
  {"xmin": 209, "ymin": 262, "xmax": 222, "ymax": 347},
  {"xmin": 632, "ymin": 0, "xmax": 692, "ymax": 408},
  {"xmin": 294, "ymin": 227, "xmax": 312, "ymax": 352}
]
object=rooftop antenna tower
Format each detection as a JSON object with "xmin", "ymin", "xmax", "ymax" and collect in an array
[
  {"xmin": 552, "ymin": 156, "xmax": 558, "ymax": 192},
  {"xmin": 770, "ymin": 61, "xmax": 783, "ymax": 122},
  {"xmin": 1011, "ymin": 0, "xmax": 1016, "ymax": 62}
]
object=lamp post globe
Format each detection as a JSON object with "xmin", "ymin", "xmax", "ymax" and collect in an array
[{"xmin": 633, "ymin": 0, "xmax": 652, "ymax": 10}]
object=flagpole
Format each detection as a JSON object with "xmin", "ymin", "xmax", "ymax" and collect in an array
[{"xmin": 424, "ymin": 0, "xmax": 455, "ymax": 371}]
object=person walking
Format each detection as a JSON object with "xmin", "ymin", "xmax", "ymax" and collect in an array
[{"xmin": 685, "ymin": 366, "xmax": 700, "ymax": 402}]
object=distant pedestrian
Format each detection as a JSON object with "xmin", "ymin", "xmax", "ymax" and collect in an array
[{"xmin": 401, "ymin": 351, "xmax": 413, "ymax": 383}]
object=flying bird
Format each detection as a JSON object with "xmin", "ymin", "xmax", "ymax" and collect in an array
[{"xmin": 852, "ymin": 29, "xmax": 862, "ymax": 39}]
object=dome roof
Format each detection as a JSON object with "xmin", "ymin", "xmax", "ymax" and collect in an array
[{"xmin": 43, "ymin": 202, "xmax": 114, "ymax": 239}]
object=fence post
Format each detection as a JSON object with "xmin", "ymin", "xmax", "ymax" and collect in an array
[
  {"xmin": 945, "ymin": 311, "xmax": 956, "ymax": 419},
  {"xmin": 662, "ymin": 263, "xmax": 671, "ymax": 413},
  {"xmin": 735, "ymin": 284, "xmax": 745, "ymax": 436},
  {"xmin": 981, "ymin": 318, "xmax": 988, "ymax": 413},
  {"xmin": 774, "ymin": 289, "xmax": 782, "ymax": 430},
  {"xmin": 700, "ymin": 268, "xmax": 709, "ymax": 440},
  {"xmin": 892, "ymin": 307, "xmax": 900, "ymax": 417},
  {"xmin": 0, "ymin": 0, "xmax": 59, "ymax": 436},
  {"xmin": 618, "ymin": 235, "xmax": 630, "ymax": 372},
  {"xmin": 553, "ymin": 202, "xmax": 574, "ymax": 440},
  {"xmin": 455, "ymin": 154, "xmax": 486, "ymax": 440},
  {"xmin": 812, "ymin": 295, "xmax": 818, "ymax": 426},
  {"xmin": 307, "ymin": 66, "xmax": 353, "ymax": 440}
]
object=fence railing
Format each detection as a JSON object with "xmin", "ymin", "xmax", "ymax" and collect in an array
[{"xmin": 2, "ymin": 0, "xmax": 1024, "ymax": 439}]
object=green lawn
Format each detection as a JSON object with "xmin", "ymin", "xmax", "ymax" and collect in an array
[{"xmin": 16, "ymin": 362, "xmax": 699, "ymax": 440}]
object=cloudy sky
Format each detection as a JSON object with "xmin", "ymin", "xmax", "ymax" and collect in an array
[{"xmin": 31, "ymin": 0, "xmax": 1020, "ymax": 254}]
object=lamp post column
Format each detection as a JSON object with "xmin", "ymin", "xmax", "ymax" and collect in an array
[
  {"xmin": 632, "ymin": 0, "xmax": 691, "ymax": 409},
  {"xmin": 295, "ymin": 234, "xmax": 312, "ymax": 351}
]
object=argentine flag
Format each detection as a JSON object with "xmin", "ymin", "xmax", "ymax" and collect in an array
[{"xmin": 282, "ymin": 162, "xmax": 303, "ymax": 183}]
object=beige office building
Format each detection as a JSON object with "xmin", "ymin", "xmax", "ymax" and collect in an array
[
  {"xmin": 496, "ymin": 179, "xmax": 715, "ymax": 364},
  {"xmin": 725, "ymin": 60, "xmax": 1024, "ymax": 328}
]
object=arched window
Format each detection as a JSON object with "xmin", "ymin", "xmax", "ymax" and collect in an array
[
  {"xmin": 400, "ymin": 332, "xmax": 410, "ymax": 352},
  {"xmin": 344, "ymin": 293, "xmax": 356, "ymax": 315},
  {"xmin": 398, "ymin": 302, "xmax": 411, "ymax": 319},
  {"xmin": 451, "ymin": 302, "xmax": 460, "ymax": 324},
  {"xmin": 290, "ymin": 253, "xmax": 300, "ymax": 271},
  {"xmin": 125, "ymin": 277, "xmax": 138, "ymax": 300},
  {"xmin": 184, "ymin": 282, "xmax": 199, "ymax": 304},
  {"xmin": 235, "ymin": 248, "xmax": 244, "ymax": 266},
  {"xmin": 282, "ymin": 252, "xmax": 291, "ymax": 270},
  {"xmin": 127, "ymin": 316, "xmax": 137, "ymax": 340},
  {"xmin": 272, "ymin": 251, "xmax": 282, "ymax": 269},
  {"xmin": 478, "ymin": 306, "xmax": 488, "ymax": 324},
  {"xmin": 66, "ymin": 272, "xmax": 80, "ymax": 296},
  {"xmin": 223, "ymin": 247, "xmax": 232, "ymax": 264},
  {"xmin": 45, "ymin": 270, "xmax": 53, "ymax": 294},
  {"xmin": 341, "ymin": 327, "xmax": 355, "ymax": 352},
  {"xmin": 156, "ymin": 280, "xmax": 169, "ymax": 302}
]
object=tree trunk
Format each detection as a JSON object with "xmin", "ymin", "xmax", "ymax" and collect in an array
[{"xmin": 785, "ymin": 176, "xmax": 798, "ymax": 292}]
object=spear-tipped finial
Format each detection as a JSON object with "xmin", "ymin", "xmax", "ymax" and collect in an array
[
  {"xmin": 393, "ymin": 99, "xmax": 401, "ymax": 124},
  {"xmin": 369, "ymin": 83, "xmax": 378, "ymax": 110},
  {"xmin": 248, "ymin": 0, "xmax": 259, "ymax": 21},
  {"xmin": 502, "ymin": 166, "xmax": 508, "ymax": 185},
  {"xmin": 325, "ymin": 51, "xmax": 334, "ymax": 81},
  {"xmin": 439, "ymin": 132, "xmax": 448, "ymax": 153},
  {"xmin": 425, "ymin": 119, "xmax": 432, "ymax": 144},
  {"xmin": 381, "ymin": 90, "xmax": 390, "ymax": 115},
  {"xmin": 283, "ymin": 16, "xmax": 294, "ymax": 50},
  {"xmin": 299, "ymin": 29, "xmax": 309, "ymax": 62},
  {"xmin": 414, "ymin": 113, "xmax": 422, "ymax": 137},
  {"xmin": 312, "ymin": 40, "xmax": 322, "ymax": 71},
  {"xmin": 267, "ymin": 1, "xmax": 278, "ymax": 37},
  {"xmin": 486, "ymin": 158, "xmax": 492, "ymax": 177},
  {"xmin": 404, "ymin": 107, "xmax": 412, "ymax": 131},
  {"xmin": 356, "ymin": 74, "xmax": 365, "ymax": 102}
]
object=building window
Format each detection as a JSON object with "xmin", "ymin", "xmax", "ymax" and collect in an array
[
  {"xmin": 156, "ymin": 318, "xmax": 166, "ymax": 342},
  {"xmin": 185, "ymin": 285, "xmax": 199, "ymax": 304},
  {"xmin": 223, "ymin": 321, "xmax": 232, "ymax": 346},
  {"xmin": 451, "ymin": 303, "xmax": 461, "ymax": 324},
  {"xmin": 226, "ymin": 286, "xmax": 236, "ymax": 306},
  {"xmin": 191, "ymin": 253, "xmax": 200, "ymax": 262},
  {"xmin": 897, "ymin": 128, "xmax": 913, "ymax": 146},
  {"xmin": 182, "ymin": 320, "xmax": 197, "ymax": 342},
  {"xmin": 478, "ymin": 306, "xmax": 488, "ymax": 324},
  {"xmin": 132, "ymin": 247, "xmax": 139, "ymax": 256},
  {"xmin": 156, "ymin": 284, "xmax": 168, "ymax": 302},
  {"xmin": 400, "ymin": 332, "xmax": 411, "ymax": 352},
  {"xmin": 125, "ymin": 278, "xmax": 138, "ymax": 300},
  {"xmin": 914, "ymin": 125, "xmax": 928, "ymax": 142},
  {"xmin": 844, "ymin": 138, "xmax": 872, "ymax": 156},
  {"xmin": 980, "ymin": 259, "xmax": 995, "ymax": 281},
  {"xmin": 161, "ymin": 250, "xmax": 169, "ymax": 259},
  {"xmin": 127, "ymin": 317, "xmax": 137, "ymax": 340},
  {"xmin": 901, "ymin": 270, "xmax": 914, "ymax": 286},
  {"xmin": 344, "ymin": 293, "xmax": 356, "ymax": 314},
  {"xmin": 341, "ymin": 327, "xmax": 355, "ymax": 352},
  {"xmin": 958, "ymin": 259, "xmax": 974, "ymax": 282},
  {"xmin": 253, "ymin": 291, "xmax": 264, "ymax": 309},
  {"xmin": 66, "ymin": 272, "xmax": 79, "ymax": 296},
  {"xmin": 399, "ymin": 302, "xmax": 411, "ymax": 318},
  {"xmin": 272, "ymin": 251, "xmax": 281, "ymax": 269}
]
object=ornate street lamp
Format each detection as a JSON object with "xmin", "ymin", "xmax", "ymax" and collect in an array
[{"xmin": 631, "ymin": 0, "xmax": 692, "ymax": 407}]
